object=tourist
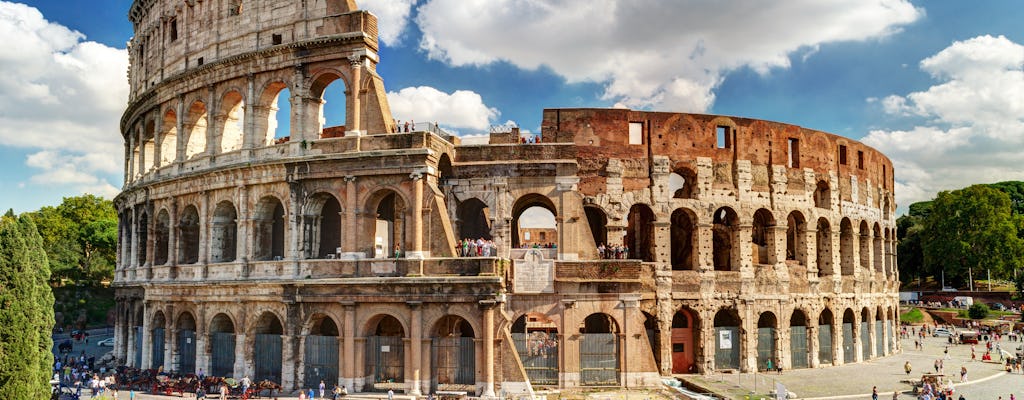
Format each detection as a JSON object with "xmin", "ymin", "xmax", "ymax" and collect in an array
[
  {"xmin": 904, "ymin": 360, "xmax": 912, "ymax": 375},
  {"xmin": 320, "ymin": 380, "xmax": 326, "ymax": 399},
  {"xmin": 388, "ymin": 389, "xmax": 395, "ymax": 400},
  {"xmin": 872, "ymin": 386, "xmax": 878, "ymax": 400},
  {"xmin": 960, "ymin": 366, "xmax": 967, "ymax": 382}
]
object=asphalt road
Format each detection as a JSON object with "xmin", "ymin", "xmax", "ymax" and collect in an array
[{"xmin": 51, "ymin": 327, "xmax": 116, "ymax": 367}]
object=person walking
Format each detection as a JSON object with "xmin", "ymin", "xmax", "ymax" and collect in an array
[
  {"xmin": 960, "ymin": 365, "xmax": 967, "ymax": 382},
  {"xmin": 904, "ymin": 360, "xmax": 913, "ymax": 375},
  {"xmin": 388, "ymin": 388, "xmax": 395, "ymax": 400},
  {"xmin": 319, "ymin": 380, "xmax": 326, "ymax": 399},
  {"xmin": 872, "ymin": 386, "xmax": 878, "ymax": 400}
]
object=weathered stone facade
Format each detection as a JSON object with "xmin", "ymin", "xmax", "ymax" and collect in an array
[{"xmin": 114, "ymin": 0, "xmax": 899, "ymax": 395}]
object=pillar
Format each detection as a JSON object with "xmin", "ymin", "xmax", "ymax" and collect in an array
[
  {"xmin": 407, "ymin": 173, "xmax": 426, "ymax": 259},
  {"xmin": 480, "ymin": 300, "xmax": 497, "ymax": 397},
  {"xmin": 141, "ymin": 303, "xmax": 152, "ymax": 368},
  {"xmin": 282, "ymin": 335, "xmax": 296, "ymax": 390},
  {"xmin": 237, "ymin": 186, "xmax": 250, "ymax": 266},
  {"xmin": 130, "ymin": 206, "xmax": 139, "ymax": 269},
  {"xmin": 343, "ymin": 302, "xmax": 356, "ymax": 391},
  {"xmin": 408, "ymin": 301, "xmax": 423, "ymax": 395},
  {"xmin": 341, "ymin": 176, "xmax": 360, "ymax": 258},
  {"xmin": 348, "ymin": 57, "xmax": 362, "ymax": 134},
  {"xmin": 808, "ymin": 321, "xmax": 819, "ymax": 368}
]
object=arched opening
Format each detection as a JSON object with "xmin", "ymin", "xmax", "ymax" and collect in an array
[
  {"xmin": 511, "ymin": 194, "xmax": 556, "ymax": 249},
  {"xmin": 151, "ymin": 311, "xmax": 166, "ymax": 369},
  {"xmin": 671, "ymin": 308, "xmax": 698, "ymax": 374},
  {"xmin": 432, "ymin": 316, "xmax": 476, "ymax": 391},
  {"xmin": 873, "ymin": 223, "xmax": 883, "ymax": 273},
  {"xmin": 858, "ymin": 221, "xmax": 870, "ymax": 275},
  {"xmin": 814, "ymin": 180, "xmax": 831, "ymax": 209},
  {"xmin": 457, "ymin": 198, "xmax": 492, "ymax": 242},
  {"xmin": 254, "ymin": 196, "xmax": 286, "ymax": 261},
  {"xmin": 816, "ymin": 218, "xmax": 833, "ymax": 276},
  {"xmin": 584, "ymin": 205, "xmax": 608, "ymax": 257},
  {"xmin": 258, "ymin": 82, "xmax": 291, "ymax": 145},
  {"xmin": 713, "ymin": 309, "xmax": 741, "ymax": 370},
  {"xmin": 875, "ymin": 306, "xmax": 885, "ymax": 357},
  {"xmin": 756, "ymin": 312, "xmax": 778, "ymax": 371},
  {"xmin": 136, "ymin": 211, "xmax": 149, "ymax": 266},
  {"xmin": 254, "ymin": 312, "xmax": 284, "ymax": 383},
  {"xmin": 311, "ymin": 74, "xmax": 347, "ymax": 139},
  {"xmin": 842, "ymin": 309, "xmax": 855, "ymax": 364},
  {"xmin": 438, "ymin": 154, "xmax": 453, "ymax": 184},
  {"xmin": 209, "ymin": 313, "xmax": 236, "ymax": 377},
  {"xmin": 713, "ymin": 207, "xmax": 739, "ymax": 271},
  {"xmin": 306, "ymin": 193, "xmax": 342, "ymax": 259},
  {"xmin": 185, "ymin": 101, "xmax": 208, "ymax": 159},
  {"xmin": 643, "ymin": 312, "xmax": 660, "ymax": 369},
  {"xmin": 511, "ymin": 313, "xmax": 558, "ymax": 386},
  {"xmin": 133, "ymin": 307, "xmax": 144, "ymax": 367},
  {"xmin": 154, "ymin": 210, "xmax": 170, "ymax": 265},
  {"xmin": 839, "ymin": 218, "xmax": 855, "ymax": 276},
  {"xmin": 160, "ymin": 109, "xmax": 178, "ymax": 165},
  {"xmin": 752, "ymin": 209, "xmax": 775, "ymax": 265},
  {"xmin": 790, "ymin": 310, "xmax": 809, "ymax": 369},
  {"xmin": 860, "ymin": 308, "xmax": 871, "ymax": 360},
  {"xmin": 210, "ymin": 201, "xmax": 237, "ymax": 263},
  {"xmin": 219, "ymin": 90, "xmax": 246, "ymax": 153},
  {"xmin": 818, "ymin": 308, "xmax": 834, "ymax": 365},
  {"xmin": 305, "ymin": 314, "xmax": 340, "ymax": 388},
  {"xmin": 365, "ymin": 315, "xmax": 405, "ymax": 391},
  {"xmin": 367, "ymin": 191, "xmax": 406, "ymax": 258},
  {"xmin": 626, "ymin": 204, "xmax": 655, "ymax": 261},
  {"xmin": 884, "ymin": 229, "xmax": 894, "ymax": 278},
  {"xmin": 786, "ymin": 211, "xmax": 806, "ymax": 265},
  {"xmin": 669, "ymin": 167, "xmax": 697, "ymax": 199},
  {"xmin": 579, "ymin": 313, "xmax": 619, "ymax": 385},
  {"xmin": 177, "ymin": 205, "xmax": 200, "ymax": 264},
  {"xmin": 142, "ymin": 121, "xmax": 156, "ymax": 172},
  {"xmin": 176, "ymin": 312, "xmax": 197, "ymax": 374},
  {"xmin": 670, "ymin": 208, "xmax": 696, "ymax": 270}
]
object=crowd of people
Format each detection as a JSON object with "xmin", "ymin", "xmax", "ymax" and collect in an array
[
  {"xmin": 597, "ymin": 243, "xmax": 630, "ymax": 259},
  {"xmin": 458, "ymin": 238, "xmax": 497, "ymax": 257},
  {"xmin": 52, "ymin": 351, "xmax": 118, "ymax": 399}
]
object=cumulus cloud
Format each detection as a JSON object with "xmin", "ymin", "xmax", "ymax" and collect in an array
[
  {"xmin": 359, "ymin": 0, "xmax": 416, "ymax": 46},
  {"xmin": 862, "ymin": 35, "xmax": 1024, "ymax": 209},
  {"xmin": 387, "ymin": 86, "xmax": 499, "ymax": 132},
  {"xmin": 0, "ymin": 2, "xmax": 127, "ymax": 198},
  {"xmin": 414, "ymin": 0, "xmax": 921, "ymax": 112}
]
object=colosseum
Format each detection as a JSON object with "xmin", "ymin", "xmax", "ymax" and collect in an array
[{"xmin": 113, "ymin": 0, "xmax": 900, "ymax": 395}]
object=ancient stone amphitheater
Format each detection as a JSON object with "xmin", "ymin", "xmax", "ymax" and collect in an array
[{"xmin": 113, "ymin": 0, "xmax": 900, "ymax": 395}]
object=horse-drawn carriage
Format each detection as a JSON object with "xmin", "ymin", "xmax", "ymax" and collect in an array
[{"xmin": 911, "ymin": 373, "xmax": 953, "ymax": 397}]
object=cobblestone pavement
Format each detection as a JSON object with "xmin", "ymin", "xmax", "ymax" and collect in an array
[{"xmin": 681, "ymin": 325, "xmax": 1024, "ymax": 399}]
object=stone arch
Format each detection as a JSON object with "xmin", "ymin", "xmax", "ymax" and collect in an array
[
  {"xmin": 177, "ymin": 204, "xmax": 200, "ymax": 264},
  {"xmin": 457, "ymin": 197, "xmax": 492, "ymax": 241},
  {"xmin": 142, "ymin": 120, "xmax": 156, "ymax": 172},
  {"xmin": 858, "ymin": 220, "xmax": 870, "ymax": 274},
  {"xmin": 860, "ymin": 307, "xmax": 871, "ymax": 360},
  {"xmin": 786, "ymin": 211, "xmax": 806, "ymax": 264},
  {"xmin": 814, "ymin": 180, "xmax": 831, "ymax": 209},
  {"xmin": 364, "ymin": 188, "xmax": 408, "ymax": 258},
  {"xmin": 816, "ymin": 218, "xmax": 833, "ymax": 276},
  {"xmin": 251, "ymin": 311, "xmax": 284, "ymax": 382},
  {"xmin": 671, "ymin": 307, "xmax": 699, "ymax": 374},
  {"xmin": 626, "ymin": 203, "xmax": 656, "ymax": 262},
  {"xmin": 713, "ymin": 308, "xmax": 741, "ymax": 370},
  {"xmin": 713, "ymin": 207, "xmax": 739, "ymax": 271},
  {"xmin": 817, "ymin": 308, "xmax": 834, "ymax": 365},
  {"xmin": 756, "ymin": 311, "xmax": 778, "ymax": 371},
  {"xmin": 136, "ymin": 210, "xmax": 149, "ymax": 266},
  {"xmin": 511, "ymin": 193, "xmax": 557, "ymax": 248},
  {"xmin": 210, "ymin": 201, "xmax": 238, "ymax": 263},
  {"xmin": 884, "ymin": 228, "xmax": 893, "ymax": 277},
  {"xmin": 305, "ymin": 192, "xmax": 343, "ymax": 259},
  {"xmin": 364, "ymin": 314, "xmax": 406, "ymax": 389},
  {"xmin": 160, "ymin": 108, "xmax": 178, "ymax": 164},
  {"xmin": 584, "ymin": 204, "xmax": 608, "ymax": 255},
  {"xmin": 431, "ymin": 315, "xmax": 476, "ymax": 388},
  {"xmin": 872, "ymin": 223, "xmax": 883, "ymax": 273},
  {"xmin": 789, "ymin": 309, "xmax": 809, "ymax": 369},
  {"xmin": 751, "ymin": 208, "xmax": 776, "ymax": 265},
  {"xmin": 669, "ymin": 166, "xmax": 697, "ymax": 199},
  {"xmin": 510, "ymin": 313, "xmax": 559, "ymax": 385},
  {"xmin": 257, "ymin": 80, "xmax": 291, "ymax": 146},
  {"xmin": 304, "ymin": 312, "xmax": 340, "ymax": 388},
  {"xmin": 218, "ymin": 90, "xmax": 246, "ymax": 153},
  {"xmin": 184, "ymin": 100, "xmax": 208, "ymax": 159},
  {"xmin": 309, "ymin": 70, "xmax": 349, "ymax": 139},
  {"xmin": 670, "ymin": 207, "xmax": 697, "ymax": 270},
  {"xmin": 437, "ymin": 153, "xmax": 453, "ymax": 183},
  {"xmin": 839, "ymin": 218, "xmax": 855, "ymax": 276},
  {"xmin": 151, "ymin": 310, "xmax": 167, "ymax": 369},
  {"xmin": 155, "ymin": 209, "xmax": 170, "ymax": 265},
  {"xmin": 208, "ymin": 312, "xmax": 237, "ymax": 377},
  {"xmin": 254, "ymin": 196, "xmax": 286, "ymax": 261},
  {"xmin": 579, "ymin": 312, "xmax": 620, "ymax": 385},
  {"xmin": 175, "ymin": 311, "xmax": 198, "ymax": 374},
  {"xmin": 842, "ymin": 308, "xmax": 856, "ymax": 364}
]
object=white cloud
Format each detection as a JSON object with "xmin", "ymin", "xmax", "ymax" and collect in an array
[
  {"xmin": 387, "ymin": 86, "xmax": 499, "ymax": 131},
  {"xmin": 0, "ymin": 2, "xmax": 127, "ymax": 198},
  {"xmin": 359, "ymin": 0, "xmax": 416, "ymax": 46},
  {"xmin": 413, "ymin": 0, "xmax": 921, "ymax": 112},
  {"xmin": 862, "ymin": 35, "xmax": 1024, "ymax": 209}
]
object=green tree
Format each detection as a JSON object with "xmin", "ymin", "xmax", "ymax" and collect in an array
[
  {"xmin": 987, "ymin": 181, "xmax": 1024, "ymax": 215},
  {"xmin": 30, "ymin": 194, "xmax": 117, "ymax": 285},
  {"xmin": 0, "ymin": 213, "xmax": 55, "ymax": 397},
  {"xmin": 922, "ymin": 185, "xmax": 1024, "ymax": 289},
  {"xmin": 968, "ymin": 303, "xmax": 989, "ymax": 320}
]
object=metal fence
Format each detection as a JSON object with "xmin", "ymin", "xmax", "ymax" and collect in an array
[
  {"xmin": 365, "ymin": 336, "xmax": 404, "ymax": 391},
  {"xmin": 511, "ymin": 332, "xmax": 558, "ymax": 386},
  {"xmin": 210, "ymin": 332, "xmax": 236, "ymax": 377},
  {"xmin": 875, "ymin": 321, "xmax": 884, "ymax": 357},
  {"xmin": 714, "ymin": 327, "xmax": 740, "ymax": 370},
  {"xmin": 756, "ymin": 328, "xmax": 775, "ymax": 370},
  {"xmin": 790, "ymin": 326, "xmax": 808, "ymax": 369},
  {"xmin": 842, "ymin": 323, "xmax": 854, "ymax": 364},
  {"xmin": 305, "ymin": 335, "xmax": 339, "ymax": 388},
  {"xmin": 432, "ymin": 337, "xmax": 475, "ymax": 391},
  {"xmin": 580, "ymin": 333, "xmax": 618, "ymax": 385},
  {"xmin": 818, "ymin": 325, "xmax": 832, "ymax": 365},
  {"xmin": 178, "ymin": 330, "xmax": 196, "ymax": 374},
  {"xmin": 860, "ymin": 322, "xmax": 870, "ymax": 360},
  {"xmin": 134, "ymin": 326, "xmax": 143, "ymax": 367},
  {"xmin": 152, "ymin": 328, "xmax": 165, "ymax": 369},
  {"xmin": 255, "ymin": 334, "xmax": 282, "ymax": 382}
]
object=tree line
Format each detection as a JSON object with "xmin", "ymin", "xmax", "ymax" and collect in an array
[{"xmin": 897, "ymin": 181, "xmax": 1024, "ymax": 292}]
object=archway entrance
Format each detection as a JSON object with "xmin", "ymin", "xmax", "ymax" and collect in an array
[
  {"xmin": 842, "ymin": 309, "xmax": 855, "ymax": 364},
  {"xmin": 671, "ymin": 309, "xmax": 697, "ymax": 374},
  {"xmin": 457, "ymin": 198, "xmax": 492, "ymax": 241},
  {"xmin": 254, "ymin": 312, "xmax": 284, "ymax": 383},
  {"xmin": 364, "ymin": 315, "xmax": 405, "ymax": 391},
  {"xmin": 176, "ymin": 312, "xmax": 197, "ymax": 374},
  {"xmin": 790, "ymin": 310, "xmax": 808, "ymax": 369},
  {"xmin": 255, "ymin": 197, "xmax": 286, "ymax": 261},
  {"xmin": 431, "ymin": 316, "xmax": 476, "ymax": 392},
  {"xmin": 369, "ymin": 191, "xmax": 406, "ymax": 258},
  {"xmin": 305, "ymin": 315, "xmax": 340, "ymax": 388},
  {"xmin": 626, "ymin": 204, "xmax": 655, "ymax": 261},
  {"xmin": 579, "ymin": 313, "xmax": 619, "ymax": 386},
  {"xmin": 209, "ymin": 314, "xmax": 236, "ymax": 377},
  {"xmin": 511, "ymin": 314, "xmax": 558, "ymax": 386},
  {"xmin": 860, "ymin": 308, "xmax": 871, "ymax": 360},
  {"xmin": 818, "ymin": 308, "xmax": 834, "ymax": 365},
  {"xmin": 714, "ymin": 309, "xmax": 741, "ymax": 370},
  {"xmin": 756, "ymin": 312, "xmax": 777, "ymax": 371},
  {"xmin": 512, "ymin": 195, "xmax": 557, "ymax": 249},
  {"xmin": 152, "ymin": 312, "xmax": 166, "ymax": 369}
]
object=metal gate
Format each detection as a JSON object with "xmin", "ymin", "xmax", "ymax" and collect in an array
[
  {"xmin": 255, "ymin": 334, "xmax": 282, "ymax": 382},
  {"xmin": 875, "ymin": 321, "xmax": 884, "ymax": 357},
  {"xmin": 210, "ymin": 332, "xmax": 236, "ymax": 377},
  {"xmin": 580, "ymin": 333, "xmax": 618, "ymax": 385},
  {"xmin": 818, "ymin": 325, "xmax": 832, "ymax": 365},
  {"xmin": 842, "ymin": 323, "xmax": 853, "ymax": 363},
  {"xmin": 134, "ymin": 326, "xmax": 143, "ymax": 367},
  {"xmin": 756, "ymin": 328, "xmax": 775, "ymax": 370},
  {"xmin": 790, "ymin": 326, "xmax": 808, "ymax": 369},
  {"xmin": 178, "ymin": 330, "xmax": 196, "ymax": 374},
  {"xmin": 152, "ymin": 328, "xmax": 165, "ymax": 369},
  {"xmin": 860, "ymin": 322, "xmax": 870, "ymax": 360},
  {"xmin": 304, "ymin": 335, "xmax": 339, "ymax": 388},
  {"xmin": 886, "ymin": 321, "xmax": 894, "ymax": 354},
  {"xmin": 365, "ymin": 336, "xmax": 404, "ymax": 391},
  {"xmin": 512, "ymin": 332, "xmax": 558, "ymax": 386},
  {"xmin": 432, "ymin": 337, "xmax": 475, "ymax": 391},
  {"xmin": 714, "ymin": 327, "xmax": 740, "ymax": 370}
]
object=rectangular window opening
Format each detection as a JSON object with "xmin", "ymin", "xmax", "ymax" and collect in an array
[
  {"xmin": 787, "ymin": 138, "xmax": 800, "ymax": 168},
  {"xmin": 716, "ymin": 126, "xmax": 731, "ymax": 149},
  {"xmin": 197, "ymin": 57, "xmax": 204, "ymax": 66},
  {"xmin": 272, "ymin": 34, "xmax": 283, "ymax": 45},
  {"xmin": 628, "ymin": 122, "xmax": 643, "ymax": 145},
  {"xmin": 857, "ymin": 150, "xmax": 864, "ymax": 169},
  {"xmin": 169, "ymin": 18, "xmax": 178, "ymax": 42},
  {"xmin": 882, "ymin": 165, "xmax": 887, "ymax": 189},
  {"xmin": 838, "ymin": 145, "xmax": 848, "ymax": 165}
]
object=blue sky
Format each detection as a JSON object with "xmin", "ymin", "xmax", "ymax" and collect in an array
[{"xmin": 2, "ymin": 0, "xmax": 1023, "ymax": 214}]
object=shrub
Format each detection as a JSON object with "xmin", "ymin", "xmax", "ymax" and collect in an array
[{"xmin": 968, "ymin": 303, "xmax": 989, "ymax": 319}]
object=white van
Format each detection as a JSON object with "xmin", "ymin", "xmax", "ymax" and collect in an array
[{"xmin": 933, "ymin": 327, "xmax": 953, "ymax": 337}]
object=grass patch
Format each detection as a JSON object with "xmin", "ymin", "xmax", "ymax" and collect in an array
[{"xmin": 901, "ymin": 308, "xmax": 925, "ymax": 323}]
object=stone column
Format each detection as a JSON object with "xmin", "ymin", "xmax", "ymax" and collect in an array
[
  {"xmin": 343, "ymin": 302, "xmax": 356, "ymax": 390},
  {"xmin": 620, "ymin": 295, "xmax": 639, "ymax": 388},
  {"xmin": 348, "ymin": 57, "xmax": 363, "ymax": 134},
  {"xmin": 126, "ymin": 309, "xmax": 137, "ymax": 367},
  {"xmin": 407, "ymin": 173, "xmax": 426, "ymax": 259},
  {"xmin": 237, "ymin": 186, "xmax": 250, "ymax": 267},
  {"xmin": 741, "ymin": 303, "xmax": 757, "ymax": 372},
  {"xmin": 130, "ymin": 206, "xmax": 139, "ymax": 269},
  {"xmin": 282, "ymin": 335, "xmax": 296, "ymax": 390},
  {"xmin": 479, "ymin": 300, "xmax": 497, "ymax": 397},
  {"xmin": 233, "ymin": 332, "xmax": 247, "ymax": 378},
  {"xmin": 408, "ymin": 301, "xmax": 423, "ymax": 395},
  {"xmin": 341, "ymin": 176, "xmax": 360, "ymax": 258},
  {"xmin": 737, "ymin": 224, "xmax": 753, "ymax": 275},
  {"xmin": 199, "ymin": 192, "xmax": 209, "ymax": 267},
  {"xmin": 141, "ymin": 302, "xmax": 152, "ymax": 368},
  {"xmin": 128, "ymin": 129, "xmax": 137, "ymax": 181},
  {"xmin": 853, "ymin": 312, "xmax": 863, "ymax": 363},
  {"xmin": 832, "ymin": 313, "xmax": 843, "ymax": 366},
  {"xmin": 808, "ymin": 321, "xmax": 819, "ymax": 368}
]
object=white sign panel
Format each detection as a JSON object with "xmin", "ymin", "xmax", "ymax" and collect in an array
[
  {"xmin": 513, "ymin": 249, "xmax": 554, "ymax": 293},
  {"xmin": 381, "ymin": 345, "xmax": 390, "ymax": 353},
  {"xmin": 719, "ymin": 331, "xmax": 732, "ymax": 349}
]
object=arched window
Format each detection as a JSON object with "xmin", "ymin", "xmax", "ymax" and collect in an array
[
  {"xmin": 511, "ymin": 194, "xmax": 556, "ymax": 249},
  {"xmin": 839, "ymin": 218, "xmax": 855, "ymax": 276},
  {"xmin": 713, "ymin": 207, "xmax": 739, "ymax": 271},
  {"xmin": 254, "ymin": 197, "xmax": 286, "ymax": 261},
  {"xmin": 671, "ymin": 208, "xmax": 696, "ymax": 270},
  {"xmin": 668, "ymin": 167, "xmax": 697, "ymax": 199},
  {"xmin": 786, "ymin": 211, "xmax": 806, "ymax": 264},
  {"xmin": 626, "ymin": 204, "xmax": 655, "ymax": 261},
  {"xmin": 310, "ymin": 74, "xmax": 347, "ymax": 138},
  {"xmin": 184, "ymin": 101, "xmax": 208, "ymax": 159},
  {"xmin": 457, "ymin": 198, "xmax": 492, "ymax": 241},
  {"xmin": 154, "ymin": 209, "xmax": 170, "ymax": 265},
  {"xmin": 210, "ymin": 201, "xmax": 237, "ymax": 263},
  {"xmin": 177, "ymin": 205, "xmax": 200, "ymax": 264},
  {"xmin": 160, "ymin": 109, "xmax": 178, "ymax": 164},
  {"xmin": 584, "ymin": 205, "xmax": 608, "ymax": 256},
  {"xmin": 751, "ymin": 209, "xmax": 775, "ymax": 265},
  {"xmin": 219, "ymin": 91, "xmax": 245, "ymax": 153},
  {"xmin": 814, "ymin": 180, "xmax": 831, "ymax": 209},
  {"xmin": 258, "ymin": 82, "xmax": 290, "ymax": 146}
]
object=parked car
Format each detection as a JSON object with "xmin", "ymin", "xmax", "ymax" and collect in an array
[
  {"xmin": 992, "ymin": 303, "xmax": 1007, "ymax": 311},
  {"xmin": 933, "ymin": 328, "xmax": 952, "ymax": 337},
  {"xmin": 97, "ymin": 338, "xmax": 115, "ymax": 347}
]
